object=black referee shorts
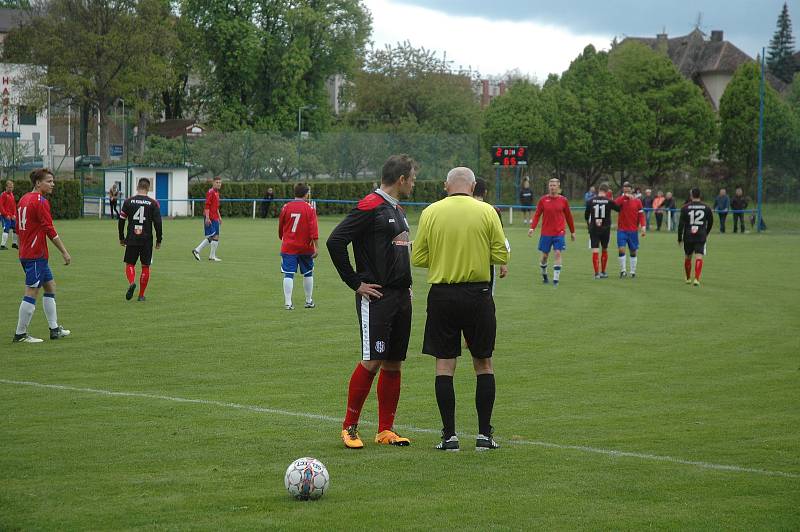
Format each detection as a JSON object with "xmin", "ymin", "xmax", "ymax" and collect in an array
[
  {"xmin": 355, "ymin": 287, "xmax": 411, "ymax": 362},
  {"xmin": 589, "ymin": 228, "xmax": 610, "ymax": 249},
  {"xmin": 683, "ymin": 240, "xmax": 707, "ymax": 256},
  {"xmin": 423, "ymin": 282, "xmax": 496, "ymax": 359},
  {"xmin": 123, "ymin": 244, "xmax": 153, "ymax": 266}
]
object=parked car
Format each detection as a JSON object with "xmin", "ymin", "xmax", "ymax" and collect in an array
[
  {"xmin": 18, "ymin": 156, "xmax": 44, "ymax": 171},
  {"xmin": 75, "ymin": 154, "xmax": 102, "ymax": 167}
]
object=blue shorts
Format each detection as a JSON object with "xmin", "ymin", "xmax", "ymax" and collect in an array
[
  {"xmin": 1, "ymin": 216, "xmax": 15, "ymax": 232},
  {"xmin": 281, "ymin": 253, "xmax": 314, "ymax": 277},
  {"xmin": 204, "ymin": 220, "xmax": 220, "ymax": 238},
  {"xmin": 20, "ymin": 258, "xmax": 53, "ymax": 288},
  {"xmin": 538, "ymin": 235, "xmax": 566, "ymax": 253},
  {"xmin": 617, "ymin": 230, "xmax": 640, "ymax": 251}
]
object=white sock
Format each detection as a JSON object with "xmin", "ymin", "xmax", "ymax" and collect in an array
[
  {"xmin": 16, "ymin": 297, "xmax": 36, "ymax": 335},
  {"xmin": 12, "ymin": 231, "xmax": 17, "ymax": 245},
  {"xmin": 195, "ymin": 239, "xmax": 210, "ymax": 253},
  {"xmin": 553, "ymin": 265, "xmax": 562, "ymax": 282},
  {"xmin": 1, "ymin": 231, "xmax": 7, "ymax": 247},
  {"xmin": 43, "ymin": 293, "xmax": 58, "ymax": 329},
  {"xmin": 283, "ymin": 277, "xmax": 294, "ymax": 306},
  {"xmin": 303, "ymin": 275, "xmax": 314, "ymax": 303},
  {"xmin": 210, "ymin": 240, "xmax": 219, "ymax": 258},
  {"xmin": 630, "ymin": 256, "xmax": 638, "ymax": 274},
  {"xmin": 540, "ymin": 262, "xmax": 548, "ymax": 277},
  {"xmin": 619, "ymin": 254, "xmax": 626, "ymax": 272}
]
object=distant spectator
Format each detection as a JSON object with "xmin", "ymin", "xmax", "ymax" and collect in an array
[
  {"xmin": 634, "ymin": 187, "xmax": 643, "ymax": 200},
  {"xmin": 109, "ymin": 184, "xmax": 119, "ymax": 219},
  {"xmin": 731, "ymin": 187, "xmax": 748, "ymax": 233},
  {"xmin": 713, "ymin": 188, "xmax": 730, "ymax": 233},
  {"xmin": 642, "ymin": 188, "xmax": 653, "ymax": 230},
  {"xmin": 519, "ymin": 177, "xmax": 534, "ymax": 224},
  {"xmin": 260, "ymin": 187, "xmax": 275, "ymax": 218},
  {"xmin": 663, "ymin": 191, "xmax": 677, "ymax": 231},
  {"xmin": 583, "ymin": 186, "xmax": 596, "ymax": 203},
  {"xmin": 652, "ymin": 191, "xmax": 666, "ymax": 231}
]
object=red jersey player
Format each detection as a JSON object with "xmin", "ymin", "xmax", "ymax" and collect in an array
[
  {"xmin": 613, "ymin": 181, "xmax": 646, "ymax": 278},
  {"xmin": 278, "ymin": 183, "xmax": 319, "ymax": 309},
  {"xmin": 527, "ymin": 177, "xmax": 575, "ymax": 286},
  {"xmin": 1, "ymin": 179, "xmax": 18, "ymax": 249},
  {"xmin": 192, "ymin": 175, "xmax": 222, "ymax": 261},
  {"xmin": 13, "ymin": 169, "xmax": 72, "ymax": 343}
]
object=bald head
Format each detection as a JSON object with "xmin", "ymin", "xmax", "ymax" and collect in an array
[{"xmin": 445, "ymin": 167, "xmax": 476, "ymax": 195}]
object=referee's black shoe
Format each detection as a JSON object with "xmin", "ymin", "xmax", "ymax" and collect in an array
[
  {"xmin": 435, "ymin": 432, "xmax": 460, "ymax": 452},
  {"xmin": 476, "ymin": 427, "xmax": 500, "ymax": 451}
]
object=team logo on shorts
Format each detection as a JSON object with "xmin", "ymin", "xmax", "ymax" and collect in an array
[{"xmin": 375, "ymin": 340, "xmax": 386, "ymax": 353}]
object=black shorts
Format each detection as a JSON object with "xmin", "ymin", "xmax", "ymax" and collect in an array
[
  {"xmin": 423, "ymin": 282, "xmax": 496, "ymax": 359},
  {"xmin": 124, "ymin": 244, "xmax": 153, "ymax": 266},
  {"xmin": 589, "ymin": 228, "xmax": 610, "ymax": 249},
  {"xmin": 356, "ymin": 287, "xmax": 411, "ymax": 361},
  {"xmin": 683, "ymin": 240, "xmax": 706, "ymax": 256}
]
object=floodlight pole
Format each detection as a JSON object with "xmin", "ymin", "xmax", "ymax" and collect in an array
[
  {"xmin": 756, "ymin": 47, "xmax": 765, "ymax": 233},
  {"xmin": 38, "ymin": 85, "xmax": 54, "ymax": 169}
]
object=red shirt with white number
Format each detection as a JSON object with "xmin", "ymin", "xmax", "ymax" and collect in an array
[
  {"xmin": 205, "ymin": 188, "xmax": 221, "ymax": 221},
  {"xmin": 279, "ymin": 200, "xmax": 319, "ymax": 255},
  {"xmin": 17, "ymin": 192, "xmax": 58, "ymax": 260}
]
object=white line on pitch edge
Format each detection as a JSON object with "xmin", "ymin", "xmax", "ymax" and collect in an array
[{"xmin": 1, "ymin": 378, "xmax": 797, "ymax": 480}]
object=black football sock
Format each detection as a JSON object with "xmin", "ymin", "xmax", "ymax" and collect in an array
[
  {"xmin": 435, "ymin": 375, "xmax": 456, "ymax": 438},
  {"xmin": 476, "ymin": 373, "xmax": 495, "ymax": 436}
]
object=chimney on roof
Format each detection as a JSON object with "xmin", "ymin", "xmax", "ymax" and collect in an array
[
  {"xmin": 656, "ymin": 32, "xmax": 668, "ymax": 53},
  {"xmin": 710, "ymin": 30, "xmax": 723, "ymax": 42}
]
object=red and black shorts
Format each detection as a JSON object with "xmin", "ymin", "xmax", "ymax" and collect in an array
[
  {"xmin": 124, "ymin": 244, "xmax": 153, "ymax": 266},
  {"xmin": 423, "ymin": 282, "xmax": 496, "ymax": 359},
  {"xmin": 355, "ymin": 287, "xmax": 412, "ymax": 361}
]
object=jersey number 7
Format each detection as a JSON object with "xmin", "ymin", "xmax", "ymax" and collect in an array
[{"xmin": 290, "ymin": 212, "xmax": 301, "ymax": 232}]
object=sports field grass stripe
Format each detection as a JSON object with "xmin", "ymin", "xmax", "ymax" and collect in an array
[{"xmin": 2, "ymin": 378, "xmax": 798, "ymax": 480}]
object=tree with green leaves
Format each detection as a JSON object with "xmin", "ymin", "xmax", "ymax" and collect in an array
[
  {"xmin": 181, "ymin": 0, "xmax": 370, "ymax": 132},
  {"xmin": 344, "ymin": 41, "xmax": 481, "ymax": 135},
  {"xmin": 767, "ymin": 2, "xmax": 797, "ymax": 83},
  {"xmin": 608, "ymin": 41, "xmax": 717, "ymax": 187},
  {"xmin": 719, "ymin": 62, "xmax": 799, "ymax": 192},
  {"xmin": 3, "ymin": 0, "xmax": 178, "ymax": 161}
]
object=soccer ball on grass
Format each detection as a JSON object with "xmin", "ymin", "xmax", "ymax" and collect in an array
[{"xmin": 284, "ymin": 457, "xmax": 329, "ymax": 500}]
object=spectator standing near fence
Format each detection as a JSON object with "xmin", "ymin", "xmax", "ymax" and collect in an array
[
  {"xmin": 519, "ymin": 177, "xmax": 534, "ymax": 224},
  {"xmin": 713, "ymin": 188, "xmax": 729, "ymax": 233},
  {"xmin": 528, "ymin": 178, "xmax": 575, "ymax": 287},
  {"xmin": 192, "ymin": 176, "xmax": 223, "ymax": 262},
  {"xmin": 663, "ymin": 191, "xmax": 676, "ymax": 231},
  {"xmin": 260, "ymin": 187, "xmax": 275, "ymax": 218},
  {"xmin": 642, "ymin": 189, "xmax": 653, "ymax": 230},
  {"xmin": 652, "ymin": 191, "xmax": 665, "ymax": 231},
  {"xmin": 583, "ymin": 186, "xmax": 596, "ymax": 203},
  {"xmin": 731, "ymin": 187, "xmax": 748, "ymax": 234},
  {"xmin": 108, "ymin": 184, "xmax": 119, "ymax": 219},
  {"xmin": 412, "ymin": 166, "xmax": 509, "ymax": 451}
]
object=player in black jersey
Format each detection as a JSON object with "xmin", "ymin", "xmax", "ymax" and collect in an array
[
  {"xmin": 118, "ymin": 178, "xmax": 163, "ymax": 301},
  {"xmin": 678, "ymin": 187, "xmax": 713, "ymax": 287},
  {"xmin": 584, "ymin": 183, "xmax": 620, "ymax": 279}
]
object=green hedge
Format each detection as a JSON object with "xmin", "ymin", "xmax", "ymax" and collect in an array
[
  {"xmin": 8, "ymin": 179, "xmax": 82, "ymax": 219},
  {"xmin": 188, "ymin": 180, "xmax": 448, "ymax": 217}
]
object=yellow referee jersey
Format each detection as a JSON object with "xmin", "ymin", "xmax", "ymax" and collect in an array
[{"xmin": 412, "ymin": 194, "xmax": 509, "ymax": 284}]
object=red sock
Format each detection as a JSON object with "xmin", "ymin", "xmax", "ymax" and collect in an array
[
  {"xmin": 139, "ymin": 266, "xmax": 150, "ymax": 297},
  {"xmin": 343, "ymin": 363, "xmax": 376, "ymax": 429},
  {"xmin": 684, "ymin": 258, "xmax": 692, "ymax": 279},
  {"xmin": 591, "ymin": 252, "xmax": 599, "ymax": 274},
  {"xmin": 125, "ymin": 264, "xmax": 136, "ymax": 284},
  {"xmin": 601, "ymin": 250, "xmax": 608, "ymax": 272},
  {"xmin": 694, "ymin": 258, "xmax": 703, "ymax": 280},
  {"xmin": 377, "ymin": 369, "xmax": 401, "ymax": 432}
]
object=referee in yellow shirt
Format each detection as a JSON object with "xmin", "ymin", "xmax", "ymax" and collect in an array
[{"xmin": 412, "ymin": 167, "xmax": 509, "ymax": 451}]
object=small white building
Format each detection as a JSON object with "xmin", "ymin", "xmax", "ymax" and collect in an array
[
  {"xmin": 98, "ymin": 165, "xmax": 190, "ymax": 218},
  {"xmin": 0, "ymin": 62, "xmax": 53, "ymax": 165}
]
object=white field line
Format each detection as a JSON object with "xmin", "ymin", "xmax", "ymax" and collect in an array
[{"xmin": 1, "ymin": 378, "xmax": 798, "ymax": 480}]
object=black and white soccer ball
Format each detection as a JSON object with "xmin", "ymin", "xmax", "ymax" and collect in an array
[{"xmin": 284, "ymin": 457, "xmax": 329, "ymax": 500}]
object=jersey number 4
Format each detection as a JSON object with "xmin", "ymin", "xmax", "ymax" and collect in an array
[
  {"xmin": 134, "ymin": 206, "xmax": 146, "ymax": 223},
  {"xmin": 289, "ymin": 212, "xmax": 301, "ymax": 232}
]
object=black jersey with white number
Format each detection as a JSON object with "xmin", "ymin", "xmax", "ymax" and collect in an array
[
  {"xmin": 584, "ymin": 196, "xmax": 620, "ymax": 232},
  {"xmin": 118, "ymin": 194, "xmax": 163, "ymax": 245},
  {"xmin": 678, "ymin": 201, "xmax": 714, "ymax": 243}
]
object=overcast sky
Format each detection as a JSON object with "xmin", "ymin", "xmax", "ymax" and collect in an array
[{"xmin": 363, "ymin": 0, "xmax": 794, "ymax": 80}]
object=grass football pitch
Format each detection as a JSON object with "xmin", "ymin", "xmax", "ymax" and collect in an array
[{"xmin": 1, "ymin": 210, "xmax": 799, "ymax": 530}]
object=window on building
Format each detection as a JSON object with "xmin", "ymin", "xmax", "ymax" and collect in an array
[{"xmin": 18, "ymin": 106, "xmax": 37, "ymax": 126}]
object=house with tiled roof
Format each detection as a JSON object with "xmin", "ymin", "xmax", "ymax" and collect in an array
[{"xmin": 623, "ymin": 29, "xmax": 767, "ymax": 110}]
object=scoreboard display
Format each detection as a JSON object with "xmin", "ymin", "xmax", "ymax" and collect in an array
[{"xmin": 491, "ymin": 146, "xmax": 528, "ymax": 166}]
